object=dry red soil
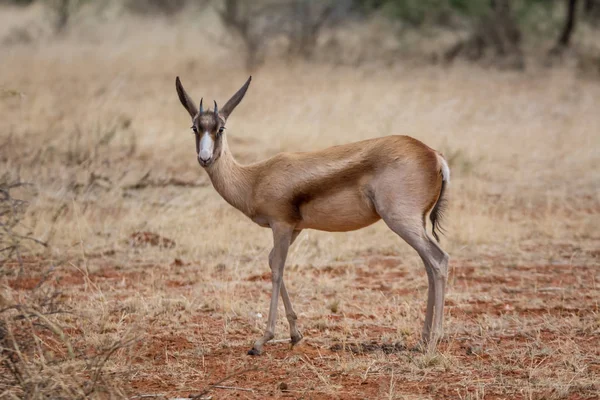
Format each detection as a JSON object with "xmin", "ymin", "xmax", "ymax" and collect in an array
[{"xmin": 4, "ymin": 248, "xmax": 599, "ymax": 400}]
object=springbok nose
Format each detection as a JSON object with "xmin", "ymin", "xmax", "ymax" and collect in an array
[
  {"xmin": 199, "ymin": 149, "xmax": 211, "ymax": 161},
  {"xmin": 198, "ymin": 132, "xmax": 214, "ymax": 163}
]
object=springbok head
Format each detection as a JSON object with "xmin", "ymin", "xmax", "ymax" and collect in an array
[{"xmin": 175, "ymin": 76, "xmax": 251, "ymax": 167}]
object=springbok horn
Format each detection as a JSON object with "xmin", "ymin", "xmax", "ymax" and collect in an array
[
  {"xmin": 213, "ymin": 100, "xmax": 218, "ymax": 116},
  {"xmin": 199, "ymin": 98, "xmax": 204, "ymax": 114}
]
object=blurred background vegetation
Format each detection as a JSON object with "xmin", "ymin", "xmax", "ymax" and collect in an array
[{"xmin": 1, "ymin": 0, "xmax": 599, "ymax": 73}]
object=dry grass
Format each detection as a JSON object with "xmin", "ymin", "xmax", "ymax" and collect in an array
[{"xmin": 0, "ymin": 4, "xmax": 599, "ymax": 399}]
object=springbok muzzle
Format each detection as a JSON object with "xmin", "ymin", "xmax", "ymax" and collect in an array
[{"xmin": 198, "ymin": 132, "xmax": 214, "ymax": 164}]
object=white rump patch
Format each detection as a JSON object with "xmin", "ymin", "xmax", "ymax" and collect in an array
[{"xmin": 439, "ymin": 156, "xmax": 450, "ymax": 183}]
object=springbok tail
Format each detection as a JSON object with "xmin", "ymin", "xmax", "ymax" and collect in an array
[{"xmin": 430, "ymin": 155, "xmax": 450, "ymax": 242}]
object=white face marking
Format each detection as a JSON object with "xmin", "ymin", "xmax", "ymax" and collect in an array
[{"xmin": 199, "ymin": 131, "xmax": 214, "ymax": 162}]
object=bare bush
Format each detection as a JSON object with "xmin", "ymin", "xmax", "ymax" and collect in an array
[
  {"xmin": 125, "ymin": 0, "xmax": 189, "ymax": 16},
  {"xmin": 0, "ymin": 177, "xmax": 46, "ymax": 275},
  {"xmin": 217, "ymin": 0, "xmax": 287, "ymax": 71},
  {"xmin": 216, "ymin": 0, "xmax": 344, "ymax": 71},
  {"xmin": 0, "ymin": 277, "xmax": 133, "ymax": 399},
  {"xmin": 287, "ymin": 0, "xmax": 336, "ymax": 60},
  {"xmin": 44, "ymin": 0, "xmax": 90, "ymax": 33},
  {"xmin": 444, "ymin": 0, "xmax": 524, "ymax": 69},
  {"xmin": 0, "ymin": 177, "xmax": 132, "ymax": 398}
]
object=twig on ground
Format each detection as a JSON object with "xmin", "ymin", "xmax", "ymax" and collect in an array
[
  {"xmin": 123, "ymin": 171, "xmax": 207, "ymax": 190},
  {"xmin": 191, "ymin": 367, "xmax": 260, "ymax": 399},
  {"xmin": 271, "ymin": 338, "xmax": 293, "ymax": 344},
  {"xmin": 213, "ymin": 385, "xmax": 254, "ymax": 392},
  {"xmin": 170, "ymin": 397, "xmax": 211, "ymax": 400},
  {"xmin": 537, "ymin": 287, "xmax": 565, "ymax": 292}
]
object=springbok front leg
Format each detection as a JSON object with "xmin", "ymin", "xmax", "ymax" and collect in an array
[
  {"xmin": 248, "ymin": 223, "xmax": 294, "ymax": 355},
  {"xmin": 273, "ymin": 230, "xmax": 303, "ymax": 346}
]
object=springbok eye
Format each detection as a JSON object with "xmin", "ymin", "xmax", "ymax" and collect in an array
[
  {"xmin": 218, "ymin": 127, "xmax": 225, "ymax": 135},
  {"xmin": 191, "ymin": 126, "xmax": 198, "ymax": 134}
]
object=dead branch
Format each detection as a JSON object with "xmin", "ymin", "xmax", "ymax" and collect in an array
[
  {"xmin": 550, "ymin": 0, "xmax": 579, "ymax": 56},
  {"xmin": 288, "ymin": 1, "xmax": 335, "ymax": 60}
]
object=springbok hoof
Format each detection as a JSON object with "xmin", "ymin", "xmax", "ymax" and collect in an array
[
  {"xmin": 247, "ymin": 347, "xmax": 261, "ymax": 356},
  {"xmin": 290, "ymin": 333, "xmax": 304, "ymax": 348}
]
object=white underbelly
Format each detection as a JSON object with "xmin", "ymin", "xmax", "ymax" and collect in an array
[{"xmin": 296, "ymin": 189, "xmax": 379, "ymax": 232}]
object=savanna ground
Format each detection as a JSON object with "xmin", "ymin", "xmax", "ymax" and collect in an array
[{"xmin": 1, "ymin": 4, "xmax": 599, "ymax": 400}]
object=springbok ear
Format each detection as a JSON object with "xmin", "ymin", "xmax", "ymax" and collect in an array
[
  {"xmin": 175, "ymin": 76, "xmax": 198, "ymax": 118},
  {"xmin": 220, "ymin": 76, "xmax": 252, "ymax": 122}
]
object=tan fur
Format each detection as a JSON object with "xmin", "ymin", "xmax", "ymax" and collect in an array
[
  {"xmin": 175, "ymin": 76, "xmax": 450, "ymax": 355},
  {"xmin": 208, "ymin": 135, "xmax": 443, "ymax": 231}
]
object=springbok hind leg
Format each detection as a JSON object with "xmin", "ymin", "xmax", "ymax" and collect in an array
[
  {"xmin": 427, "ymin": 237, "xmax": 449, "ymax": 342},
  {"xmin": 379, "ymin": 213, "xmax": 449, "ymax": 351}
]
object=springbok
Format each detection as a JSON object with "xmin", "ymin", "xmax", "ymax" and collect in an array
[{"xmin": 175, "ymin": 76, "xmax": 450, "ymax": 355}]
